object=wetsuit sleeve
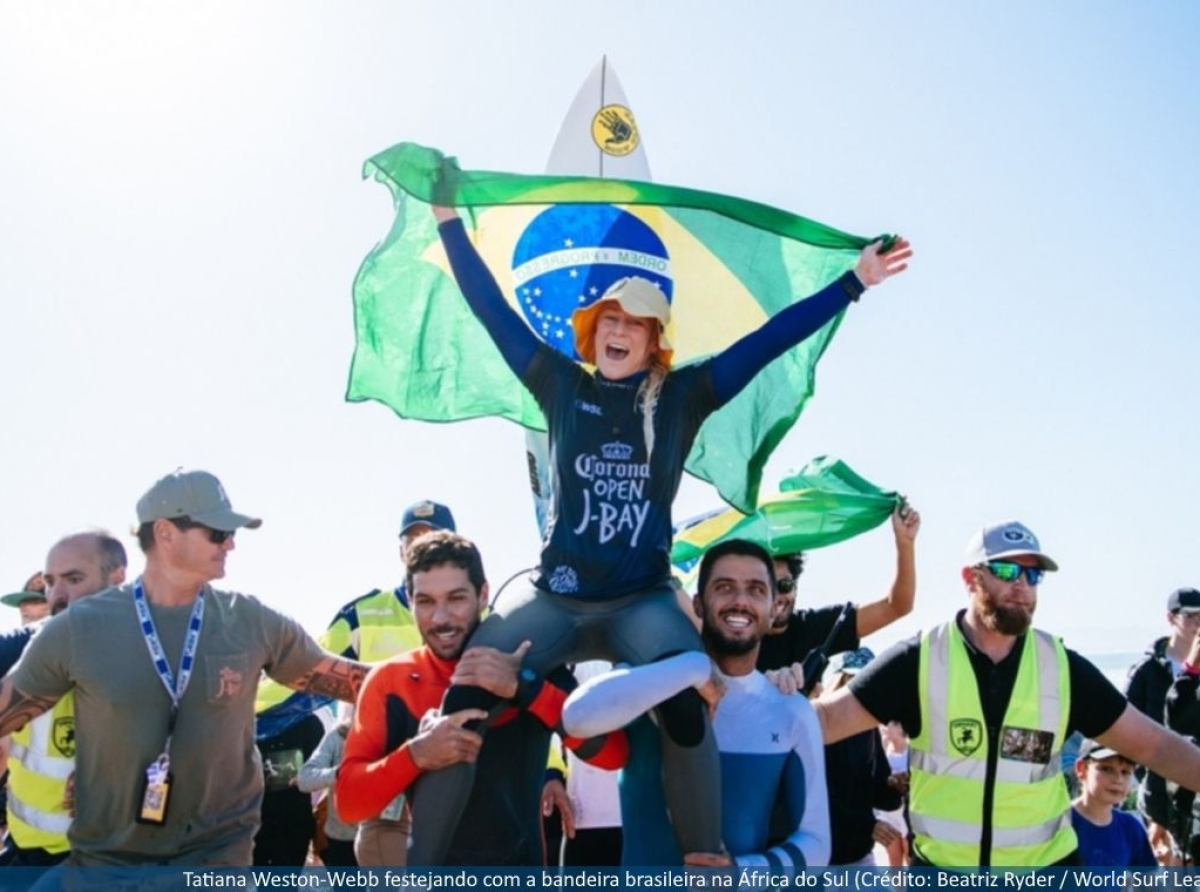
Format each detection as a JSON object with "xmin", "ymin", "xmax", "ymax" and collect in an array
[
  {"xmin": 298, "ymin": 728, "xmax": 343, "ymax": 793},
  {"xmin": 335, "ymin": 663, "xmax": 421, "ymax": 822},
  {"xmin": 735, "ymin": 701, "xmax": 831, "ymax": 868},
  {"xmin": 526, "ymin": 667, "xmax": 630, "ymax": 770},
  {"xmin": 438, "ymin": 217, "xmax": 540, "ymax": 378},
  {"xmin": 561, "ymin": 652, "xmax": 712, "ymax": 739},
  {"xmin": 708, "ymin": 271, "xmax": 862, "ymax": 406}
]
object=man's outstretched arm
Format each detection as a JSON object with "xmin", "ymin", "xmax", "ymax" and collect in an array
[{"xmin": 813, "ymin": 686, "xmax": 884, "ymax": 746}]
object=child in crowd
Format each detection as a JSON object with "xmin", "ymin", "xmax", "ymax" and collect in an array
[
  {"xmin": 298, "ymin": 720, "xmax": 359, "ymax": 867},
  {"xmin": 1070, "ymin": 739, "xmax": 1156, "ymax": 867}
]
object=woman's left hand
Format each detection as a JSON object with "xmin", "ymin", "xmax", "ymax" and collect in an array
[{"xmin": 855, "ymin": 237, "xmax": 912, "ymax": 287}]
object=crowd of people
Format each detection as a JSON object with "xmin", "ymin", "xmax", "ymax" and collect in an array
[
  {"xmin": 1, "ymin": 207, "xmax": 1199, "ymax": 872},
  {"xmin": 4, "ymin": 486, "xmax": 1200, "ymax": 870}
]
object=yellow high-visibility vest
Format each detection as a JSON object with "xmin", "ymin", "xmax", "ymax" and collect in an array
[
  {"xmin": 8, "ymin": 694, "xmax": 75, "ymax": 854},
  {"xmin": 324, "ymin": 587, "xmax": 421, "ymax": 664},
  {"xmin": 909, "ymin": 621, "xmax": 1075, "ymax": 867}
]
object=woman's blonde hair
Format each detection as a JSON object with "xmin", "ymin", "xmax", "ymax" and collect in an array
[{"xmin": 637, "ymin": 352, "xmax": 670, "ymax": 464}]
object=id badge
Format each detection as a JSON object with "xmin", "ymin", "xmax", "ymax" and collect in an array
[{"xmin": 137, "ymin": 756, "xmax": 173, "ymax": 825}]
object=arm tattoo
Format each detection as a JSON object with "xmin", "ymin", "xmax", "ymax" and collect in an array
[
  {"xmin": 293, "ymin": 656, "xmax": 367, "ymax": 703},
  {"xmin": 0, "ymin": 682, "xmax": 57, "ymax": 738}
]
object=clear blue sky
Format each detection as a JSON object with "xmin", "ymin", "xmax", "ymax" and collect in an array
[{"xmin": 1, "ymin": 2, "xmax": 1197, "ymax": 658}]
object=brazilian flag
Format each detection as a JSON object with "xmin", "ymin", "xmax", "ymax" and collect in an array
[
  {"xmin": 347, "ymin": 143, "xmax": 889, "ymax": 512},
  {"xmin": 671, "ymin": 455, "xmax": 901, "ymax": 585}
]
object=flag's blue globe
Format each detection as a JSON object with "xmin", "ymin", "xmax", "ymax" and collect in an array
[{"xmin": 511, "ymin": 205, "xmax": 672, "ymax": 359}]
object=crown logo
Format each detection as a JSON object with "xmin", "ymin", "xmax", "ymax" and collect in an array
[{"xmin": 600, "ymin": 441, "xmax": 633, "ymax": 461}]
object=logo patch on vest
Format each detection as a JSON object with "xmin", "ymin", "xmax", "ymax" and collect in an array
[
  {"xmin": 53, "ymin": 717, "xmax": 75, "ymax": 758},
  {"xmin": 949, "ymin": 718, "xmax": 983, "ymax": 756},
  {"xmin": 1000, "ymin": 725, "xmax": 1055, "ymax": 764}
]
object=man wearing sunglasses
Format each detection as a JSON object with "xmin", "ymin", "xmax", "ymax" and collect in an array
[
  {"xmin": 812, "ymin": 520, "xmax": 1200, "ymax": 867},
  {"xmin": 0, "ymin": 469, "xmax": 369, "ymax": 867},
  {"xmin": 757, "ymin": 504, "xmax": 921, "ymax": 679}
]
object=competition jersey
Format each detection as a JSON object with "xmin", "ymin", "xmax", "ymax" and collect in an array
[
  {"xmin": 439, "ymin": 218, "xmax": 859, "ymax": 603},
  {"xmin": 524, "ymin": 349, "xmax": 717, "ymax": 600}
]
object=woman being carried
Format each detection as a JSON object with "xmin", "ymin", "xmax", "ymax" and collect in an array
[{"xmin": 409, "ymin": 204, "xmax": 910, "ymax": 865}]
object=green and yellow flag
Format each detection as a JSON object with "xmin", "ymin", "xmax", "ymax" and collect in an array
[
  {"xmin": 347, "ymin": 143, "xmax": 887, "ymax": 511},
  {"xmin": 671, "ymin": 455, "xmax": 900, "ymax": 570}
]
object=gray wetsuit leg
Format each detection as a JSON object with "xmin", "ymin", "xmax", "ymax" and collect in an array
[{"xmin": 604, "ymin": 585, "xmax": 724, "ymax": 858}]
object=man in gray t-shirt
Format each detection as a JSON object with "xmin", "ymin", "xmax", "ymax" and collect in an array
[{"xmin": 0, "ymin": 469, "xmax": 367, "ymax": 866}]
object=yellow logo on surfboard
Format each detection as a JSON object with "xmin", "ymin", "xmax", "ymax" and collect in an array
[{"xmin": 591, "ymin": 105, "xmax": 639, "ymax": 157}]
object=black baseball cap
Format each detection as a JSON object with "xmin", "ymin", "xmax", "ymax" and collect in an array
[{"xmin": 1168, "ymin": 588, "xmax": 1200, "ymax": 614}]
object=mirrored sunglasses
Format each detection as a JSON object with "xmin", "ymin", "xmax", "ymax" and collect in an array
[{"xmin": 984, "ymin": 561, "xmax": 1044, "ymax": 587}]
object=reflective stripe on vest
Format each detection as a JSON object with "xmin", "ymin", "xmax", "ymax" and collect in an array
[
  {"xmin": 908, "ymin": 621, "xmax": 1074, "ymax": 867},
  {"xmin": 7, "ymin": 693, "xmax": 74, "ymax": 852}
]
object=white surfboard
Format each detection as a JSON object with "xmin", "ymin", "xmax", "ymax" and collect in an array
[
  {"xmin": 545, "ymin": 56, "xmax": 653, "ymax": 181},
  {"xmin": 525, "ymin": 57, "xmax": 654, "ymax": 535}
]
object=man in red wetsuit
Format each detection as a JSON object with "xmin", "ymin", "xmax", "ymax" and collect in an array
[{"xmin": 337, "ymin": 531, "xmax": 627, "ymax": 865}]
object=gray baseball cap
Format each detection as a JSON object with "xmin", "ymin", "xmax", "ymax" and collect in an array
[
  {"xmin": 963, "ymin": 520, "xmax": 1058, "ymax": 571},
  {"xmin": 136, "ymin": 469, "xmax": 262, "ymax": 532}
]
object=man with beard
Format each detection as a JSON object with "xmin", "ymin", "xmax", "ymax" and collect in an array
[
  {"xmin": 336, "ymin": 531, "xmax": 626, "ymax": 865},
  {"xmin": 251, "ymin": 499, "xmax": 457, "ymax": 867},
  {"xmin": 562, "ymin": 539, "xmax": 830, "ymax": 867},
  {"xmin": 813, "ymin": 520, "xmax": 1200, "ymax": 868},
  {"xmin": 757, "ymin": 505, "xmax": 920, "ymax": 677},
  {"xmin": 0, "ymin": 531, "xmax": 128, "ymax": 866}
]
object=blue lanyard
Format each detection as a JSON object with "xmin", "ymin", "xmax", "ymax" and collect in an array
[{"xmin": 132, "ymin": 578, "xmax": 205, "ymax": 731}]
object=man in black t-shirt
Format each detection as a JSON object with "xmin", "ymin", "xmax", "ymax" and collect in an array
[
  {"xmin": 757, "ymin": 504, "xmax": 920, "ymax": 678},
  {"xmin": 813, "ymin": 519, "xmax": 1200, "ymax": 868}
]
